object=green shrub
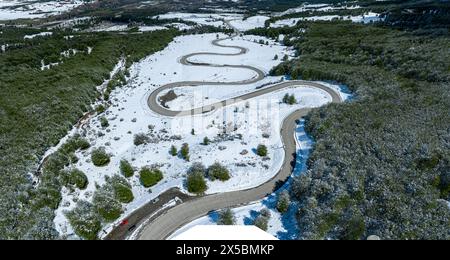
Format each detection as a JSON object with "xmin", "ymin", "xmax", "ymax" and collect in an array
[
  {"xmin": 114, "ymin": 184, "xmax": 134, "ymax": 204},
  {"xmin": 134, "ymin": 133, "xmax": 150, "ymax": 146},
  {"xmin": 202, "ymin": 137, "xmax": 210, "ymax": 145},
  {"xmin": 140, "ymin": 167, "xmax": 163, "ymax": 188},
  {"xmin": 180, "ymin": 143, "xmax": 190, "ymax": 161},
  {"xmin": 254, "ymin": 210, "xmax": 271, "ymax": 231},
  {"xmin": 96, "ymin": 105, "xmax": 106, "ymax": 114},
  {"xmin": 100, "ymin": 117, "xmax": 109, "ymax": 128},
  {"xmin": 207, "ymin": 162, "xmax": 231, "ymax": 181},
  {"xmin": 276, "ymin": 190, "xmax": 290, "ymax": 214},
  {"xmin": 69, "ymin": 169, "xmax": 89, "ymax": 190},
  {"xmin": 66, "ymin": 201, "xmax": 102, "ymax": 240},
  {"xmin": 186, "ymin": 163, "xmax": 207, "ymax": 194},
  {"xmin": 256, "ymin": 144, "xmax": 268, "ymax": 157},
  {"xmin": 93, "ymin": 191, "xmax": 123, "ymax": 223},
  {"xmin": 170, "ymin": 145, "xmax": 178, "ymax": 156},
  {"xmin": 120, "ymin": 160, "xmax": 134, "ymax": 178},
  {"xmin": 217, "ymin": 208, "xmax": 236, "ymax": 225},
  {"xmin": 91, "ymin": 148, "xmax": 110, "ymax": 167}
]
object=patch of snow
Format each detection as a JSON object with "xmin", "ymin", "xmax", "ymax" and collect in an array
[
  {"xmin": 228, "ymin": 15, "xmax": 269, "ymax": 31},
  {"xmin": 53, "ymin": 31, "xmax": 349, "ymax": 239},
  {"xmin": 0, "ymin": 0, "xmax": 92, "ymax": 21},
  {"xmin": 154, "ymin": 12, "xmax": 242, "ymax": 28},
  {"xmin": 24, "ymin": 32, "xmax": 53, "ymax": 39},
  {"xmin": 271, "ymin": 12, "xmax": 383, "ymax": 28}
]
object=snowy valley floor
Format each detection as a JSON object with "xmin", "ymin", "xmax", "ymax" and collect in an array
[{"xmin": 52, "ymin": 32, "xmax": 350, "ymax": 239}]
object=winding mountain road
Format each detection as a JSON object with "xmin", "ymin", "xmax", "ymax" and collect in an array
[{"xmin": 107, "ymin": 33, "xmax": 342, "ymax": 240}]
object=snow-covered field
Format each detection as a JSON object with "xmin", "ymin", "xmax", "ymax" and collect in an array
[
  {"xmin": 271, "ymin": 12, "xmax": 383, "ymax": 28},
  {"xmin": 154, "ymin": 12, "xmax": 242, "ymax": 28},
  {"xmin": 276, "ymin": 3, "xmax": 361, "ymax": 16},
  {"xmin": 52, "ymin": 31, "xmax": 349, "ymax": 238},
  {"xmin": 169, "ymin": 119, "xmax": 318, "ymax": 240},
  {"xmin": 0, "ymin": 0, "xmax": 91, "ymax": 21}
]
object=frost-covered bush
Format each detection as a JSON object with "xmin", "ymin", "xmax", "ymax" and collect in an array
[
  {"xmin": 170, "ymin": 145, "xmax": 178, "ymax": 156},
  {"xmin": 139, "ymin": 167, "xmax": 163, "ymax": 188},
  {"xmin": 276, "ymin": 190, "xmax": 290, "ymax": 214},
  {"xmin": 66, "ymin": 201, "xmax": 102, "ymax": 240},
  {"xmin": 133, "ymin": 133, "xmax": 150, "ymax": 146},
  {"xmin": 93, "ymin": 187, "xmax": 123, "ymax": 223},
  {"xmin": 207, "ymin": 162, "xmax": 231, "ymax": 181},
  {"xmin": 186, "ymin": 163, "xmax": 207, "ymax": 194},
  {"xmin": 91, "ymin": 148, "xmax": 110, "ymax": 167},
  {"xmin": 254, "ymin": 209, "xmax": 271, "ymax": 231},
  {"xmin": 217, "ymin": 208, "xmax": 236, "ymax": 225},
  {"xmin": 109, "ymin": 175, "xmax": 134, "ymax": 204},
  {"xmin": 68, "ymin": 169, "xmax": 89, "ymax": 190},
  {"xmin": 100, "ymin": 117, "xmax": 109, "ymax": 128}
]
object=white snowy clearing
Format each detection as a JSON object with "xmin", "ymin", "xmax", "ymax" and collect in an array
[
  {"xmin": 52, "ymin": 30, "xmax": 350, "ymax": 239},
  {"xmin": 154, "ymin": 12, "xmax": 270, "ymax": 31},
  {"xmin": 0, "ymin": 0, "xmax": 91, "ymax": 21},
  {"xmin": 168, "ymin": 115, "xmax": 349, "ymax": 240},
  {"xmin": 271, "ymin": 12, "xmax": 383, "ymax": 28},
  {"xmin": 171, "ymin": 225, "xmax": 277, "ymax": 240},
  {"xmin": 276, "ymin": 3, "xmax": 361, "ymax": 16},
  {"xmin": 154, "ymin": 12, "xmax": 242, "ymax": 28},
  {"xmin": 228, "ymin": 15, "xmax": 270, "ymax": 31}
]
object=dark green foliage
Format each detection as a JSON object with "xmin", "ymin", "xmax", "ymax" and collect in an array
[
  {"xmin": 202, "ymin": 137, "xmax": 211, "ymax": 145},
  {"xmin": 93, "ymin": 189, "xmax": 123, "ymax": 223},
  {"xmin": 170, "ymin": 145, "xmax": 178, "ymax": 156},
  {"xmin": 66, "ymin": 201, "xmax": 102, "ymax": 240},
  {"xmin": 256, "ymin": 144, "xmax": 268, "ymax": 157},
  {"xmin": 108, "ymin": 175, "xmax": 134, "ymax": 204},
  {"xmin": 282, "ymin": 94, "xmax": 297, "ymax": 105},
  {"xmin": 91, "ymin": 148, "xmax": 110, "ymax": 167},
  {"xmin": 267, "ymin": 21, "xmax": 450, "ymax": 239},
  {"xmin": 100, "ymin": 117, "xmax": 109, "ymax": 128},
  {"xmin": 120, "ymin": 159, "xmax": 134, "ymax": 178},
  {"xmin": 140, "ymin": 167, "xmax": 164, "ymax": 188},
  {"xmin": 180, "ymin": 143, "xmax": 190, "ymax": 161},
  {"xmin": 276, "ymin": 190, "xmax": 290, "ymax": 214},
  {"xmin": 217, "ymin": 208, "xmax": 236, "ymax": 225},
  {"xmin": 0, "ymin": 24, "xmax": 177, "ymax": 239},
  {"xmin": 186, "ymin": 163, "xmax": 207, "ymax": 194},
  {"xmin": 207, "ymin": 162, "xmax": 231, "ymax": 181},
  {"xmin": 133, "ymin": 133, "xmax": 150, "ymax": 146},
  {"xmin": 68, "ymin": 169, "xmax": 89, "ymax": 190}
]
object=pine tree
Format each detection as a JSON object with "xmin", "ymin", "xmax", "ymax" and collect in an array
[
  {"xmin": 277, "ymin": 190, "xmax": 291, "ymax": 214},
  {"xmin": 170, "ymin": 145, "xmax": 178, "ymax": 156}
]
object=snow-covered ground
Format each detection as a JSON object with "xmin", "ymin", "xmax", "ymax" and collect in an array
[
  {"xmin": 24, "ymin": 31, "xmax": 53, "ymax": 39},
  {"xmin": 271, "ymin": 12, "xmax": 383, "ymax": 28},
  {"xmin": 228, "ymin": 15, "xmax": 269, "ymax": 31},
  {"xmin": 276, "ymin": 3, "xmax": 361, "ymax": 16},
  {"xmin": 0, "ymin": 0, "xmax": 91, "ymax": 21},
  {"xmin": 52, "ymin": 29, "xmax": 349, "ymax": 238},
  {"xmin": 154, "ymin": 12, "xmax": 242, "ymax": 28},
  {"xmin": 169, "ymin": 118, "xmax": 318, "ymax": 240}
]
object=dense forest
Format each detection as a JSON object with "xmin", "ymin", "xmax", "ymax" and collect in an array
[
  {"xmin": 0, "ymin": 27, "xmax": 179, "ymax": 239},
  {"xmin": 249, "ymin": 9, "xmax": 450, "ymax": 239}
]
